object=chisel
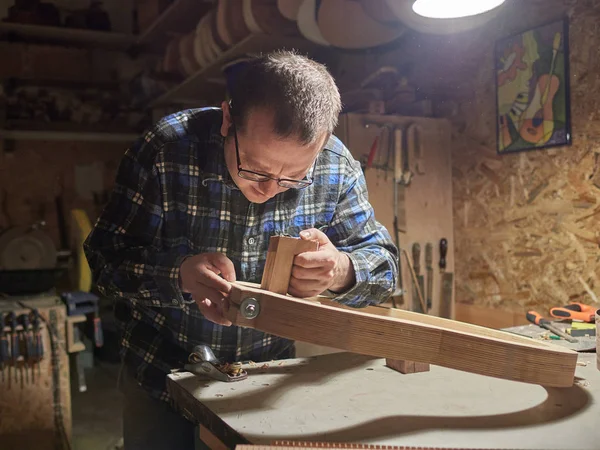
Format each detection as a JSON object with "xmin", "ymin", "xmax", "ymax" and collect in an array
[
  {"xmin": 439, "ymin": 238, "xmax": 454, "ymax": 319},
  {"xmin": 526, "ymin": 310, "xmax": 578, "ymax": 343},
  {"xmin": 425, "ymin": 242, "xmax": 433, "ymax": 311},
  {"xmin": 412, "ymin": 243, "xmax": 425, "ymax": 314}
]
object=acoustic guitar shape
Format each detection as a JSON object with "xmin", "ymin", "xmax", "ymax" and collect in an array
[
  {"xmin": 179, "ymin": 31, "xmax": 201, "ymax": 77},
  {"xmin": 358, "ymin": 0, "xmax": 398, "ymax": 25},
  {"xmin": 296, "ymin": 0, "xmax": 330, "ymax": 46},
  {"xmin": 216, "ymin": 0, "xmax": 235, "ymax": 47},
  {"xmin": 277, "ymin": 0, "xmax": 302, "ymax": 21},
  {"xmin": 318, "ymin": 0, "xmax": 405, "ymax": 49},
  {"xmin": 243, "ymin": 0, "xmax": 299, "ymax": 36},
  {"xmin": 519, "ymin": 32, "xmax": 562, "ymax": 145},
  {"xmin": 519, "ymin": 74, "xmax": 560, "ymax": 144},
  {"xmin": 217, "ymin": 0, "xmax": 251, "ymax": 45}
]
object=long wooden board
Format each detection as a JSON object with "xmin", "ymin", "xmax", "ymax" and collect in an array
[
  {"xmin": 237, "ymin": 445, "xmax": 528, "ymax": 450},
  {"xmin": 225, "ymin": 282, "xmax": 577, "ymax": 387}
]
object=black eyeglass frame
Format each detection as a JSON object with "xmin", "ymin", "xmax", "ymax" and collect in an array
[{"xmin": 231, "ymin": 116, "xmax": 316, "ymax": 190}]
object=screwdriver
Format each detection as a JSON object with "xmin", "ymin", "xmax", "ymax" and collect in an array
[
  {"xmin": 32, "ymin": 309, "xmax": 43, "ymax": 377},
  {"xmin": 8, "ymin": 312, "xmax": 19, "ymax": 384},
  {"xmin": 19, "ymin": 313, "xmax": 33, "ymax": 384},
  {"xmin": 526, "ymin": 310, "xmax": 578, "ymax": 343}
]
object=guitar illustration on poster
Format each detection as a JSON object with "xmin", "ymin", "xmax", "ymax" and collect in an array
[{"xmin": 495, "ymin": 18, "xmax": 571, "ymax": 154}]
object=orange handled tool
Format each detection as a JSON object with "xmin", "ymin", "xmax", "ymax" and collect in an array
[
  {"xmin": 550, "ymin": 302, "xmax": 595, "ymax": 323},
  {"xmin": 526, "ymin": 310, "xmax": 578, "ymax": 343}
]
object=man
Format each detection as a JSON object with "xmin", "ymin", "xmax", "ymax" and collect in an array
[{"xmin": 84, "ymin": 50, "xmax": 398, "ymax": 449}]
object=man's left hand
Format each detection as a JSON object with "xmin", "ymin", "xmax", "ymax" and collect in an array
[{"xmin": 288, "ymin": 228, "xmax": 356, "ymax": 298}]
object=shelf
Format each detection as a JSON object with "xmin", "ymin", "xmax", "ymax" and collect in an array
[
  {"xmin": 135, "ymin": 0, "xmax": 214, "ymax": 49},
  {"xmin": 0, "ymin": 129, "xmax": 139, "ymax": 142},
  {"xmin": 149, "ymin": 33, "xmax": 318, "ymax": 107},
  {"xmin": 0, "ymin": 21, "xmax": 136, "ymax": 51},
  {"xmin": 2, "ymin": 77, "xmax": 121, "ymax": 91}
]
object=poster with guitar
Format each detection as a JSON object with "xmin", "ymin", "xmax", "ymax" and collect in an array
[{"xmin": 495, "ymin": 17, "xmax": 571, "ymax": 154}]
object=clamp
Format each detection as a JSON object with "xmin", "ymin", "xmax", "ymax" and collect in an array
[{"xmin": 183, "ymin": 344, "xmax": 248, "ymax": 382}]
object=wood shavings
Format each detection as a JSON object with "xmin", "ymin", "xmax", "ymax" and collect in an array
[
  {"xmin": 577, "ymin": 361, "xmax": 588, "ymax": 367},
  {"xmin": 575, "ymin": 379, "xmax": 590, "ymax": 388}
]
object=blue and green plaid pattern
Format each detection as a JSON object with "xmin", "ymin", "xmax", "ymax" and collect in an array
[{"xmin": 84, "ymin": 107, "xmax": 398, "ymax": 402}]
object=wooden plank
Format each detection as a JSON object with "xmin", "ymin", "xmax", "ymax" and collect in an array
[
  {"xmin": 237, "ymin": 445, "xmax": 524, "ymax": 449},
  {"xmin": 261, "ymin": 236, "xmax": 319, "ymax": 294},
  {"xmin": 224, "ymin": 282, "xmax": 577, "ymax": 387},
  {"xmin": 0, "ymin": 21, "xmax": 134, "ymax": 50}
]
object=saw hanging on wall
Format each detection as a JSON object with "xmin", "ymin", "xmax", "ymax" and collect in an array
[{"xmin": 224, "ymin": 236, "xmax": 577, "ymax": 388}]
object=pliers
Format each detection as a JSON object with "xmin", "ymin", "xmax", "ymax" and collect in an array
[{"xmin": 549, "ymin": 302, "xmax": 596, "ymax": 323}]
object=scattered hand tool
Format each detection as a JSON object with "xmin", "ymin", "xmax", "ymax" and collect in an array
[
  {"xmin": 0, "ymin": 313, "xmax": 8, "ymax": 383},
  {"xmin": 425, "ymin": 242, "xmax": 433, "ymax": 311},
  {"xmin": 8, "ymin": 312, "xmax": 19, "ymax": 385},
  {"xmin": 19, "ymin": 313, "xmax": 33, "ymax": 384},
  {"xmin": 32, "ymin": 309, "xmax": 43, "ymax": 377},
  {"xmin": 400, "ymin": 248, "xmax": 427, "ymax": 313},
  {"xmin": 550, "ymin": 302, "xmax": 595, "ymax": 323},
  {"xmin": 411, "ymin": 243, "xmax": 425, "ymax": 314},
  {"xmin": 391, "ymin": 125, "xmax": 406, "ymax": 306},
  {"xmin": 439, "ymin": 238, "xmax": 454, "ymax": 319},
  {"xmin": 184, "ymin": 344, "xmax": 247, "ymax": 382},
  {"xmin": 407, "ymin": 123, "xmax": 425, "ymax": 175},
  {"xmin": 568, "ymin": 322, "xmax": 596, "ymax": 337},
  {"xmin": 526, "ymin": 310, "xmax": 578, "ymax": 343}
]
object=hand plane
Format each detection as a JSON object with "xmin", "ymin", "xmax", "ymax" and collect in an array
[{"xmin": 184, "ymin": 344, "xmax": 247, "ymax": 382}]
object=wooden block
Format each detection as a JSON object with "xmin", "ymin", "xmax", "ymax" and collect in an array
[
  {"xmin": 385, "ymin": 358, "xmax": 430, "ymax": 374},
  {"xmin": 260, "ymin": 236, "xmax": 319, "ymax": 295}
]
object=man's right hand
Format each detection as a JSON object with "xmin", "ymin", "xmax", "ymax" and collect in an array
[{"xmin": 179, "ymin": 253, "xmax": 236, "ymax": 326}]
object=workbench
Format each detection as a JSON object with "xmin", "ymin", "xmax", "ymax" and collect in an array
[{"xmin": 167, "ymin": 351, "xmax": 599, "ymax": 450}]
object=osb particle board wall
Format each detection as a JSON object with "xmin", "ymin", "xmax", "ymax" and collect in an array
[{"xmin": 334, "ymin": 0, "xmax": 600, "ymax": 315}]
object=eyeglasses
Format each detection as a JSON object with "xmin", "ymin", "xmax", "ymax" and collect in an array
[{"xmin": 232, "ymin": 119, "xmax": 315, "ymax": 190}]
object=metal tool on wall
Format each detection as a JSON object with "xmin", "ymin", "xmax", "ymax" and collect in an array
[
  {"xmin": 392, "ymin": 126, "xmax": 406, "ymax": 306},
  {"xmin": 412, "ymin": 243, "xmax": 425, "ymax": 314},
  {"xmin": 425, "ymin": 242, "xmax": 433, "ymax": 311},
  {"xmin": 406, "ymin": 123, "xmax": 425, "ymax": 175},
  {"xmin": 439, "ymin": 238, "xmax": 454, "ymax": 319}
]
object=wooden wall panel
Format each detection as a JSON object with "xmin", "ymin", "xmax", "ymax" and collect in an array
[{"xmin": 335, "ymin": 113, "xmax": 455, "ymax": 317}]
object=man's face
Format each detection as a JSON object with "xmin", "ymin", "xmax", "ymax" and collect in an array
[{"xmin": 221, "ymin": 102, "xmax": 327, "ymax": 204}]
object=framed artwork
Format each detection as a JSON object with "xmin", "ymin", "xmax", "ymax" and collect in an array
[{"xmin": 495, "ymin": 17, "xmax": 571, "ymax": 154}]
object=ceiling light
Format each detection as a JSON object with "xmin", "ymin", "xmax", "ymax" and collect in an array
[{"xmin": 412, "ymin": 0, "xmax": 506, "ymax": 19}]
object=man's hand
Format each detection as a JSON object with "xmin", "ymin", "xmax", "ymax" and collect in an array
[
  {"xmin": 179, "ymin": 253, "xmax": 236, "ymax": 326},
  {"xmin": 288, "ymin": 228, "xmax": 356, "ymax": 298}
]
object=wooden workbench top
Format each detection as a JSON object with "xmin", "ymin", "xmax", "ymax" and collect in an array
[{"xmin": 167, "ymin": 352, "xmax": 600, "ymax": 450}]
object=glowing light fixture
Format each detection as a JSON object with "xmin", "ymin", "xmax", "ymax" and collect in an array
[{"xmin": 412, "ymin": 0, "xmax": 506, "ymax": 19}]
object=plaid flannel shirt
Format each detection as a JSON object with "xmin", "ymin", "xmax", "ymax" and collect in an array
[{"xmin": 84, "ymin": 107, "xmax": 398, "ymax": 402}]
